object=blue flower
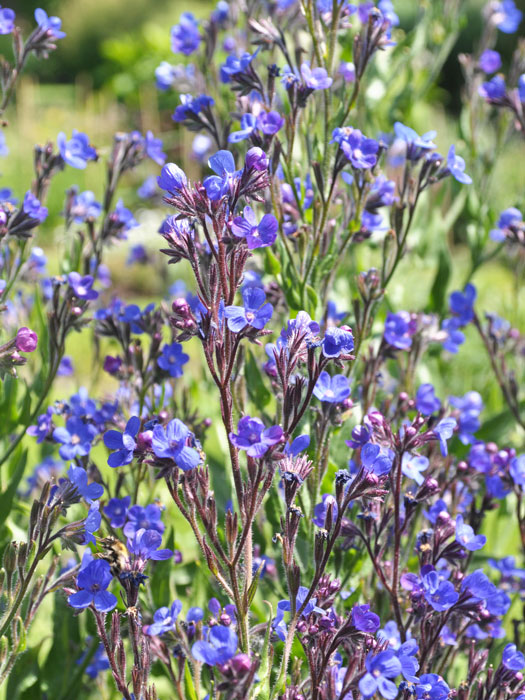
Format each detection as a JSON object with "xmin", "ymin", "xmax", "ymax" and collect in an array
[
  {"xmin": 157, "ymin": 162, "xmax": 187, "ymax": 192},
  {"xmin": 171, "ymin": 12, "xmax": 201, "ymax": 55},
  {"xmin": 113, "ymin": 199, "xmax": 138, "ymax": 232},
  {"xmin": 229, "ymin": 113, "xmax": 257, "ymax": 142},
  {"xmin": 415, "ymin": 384, "xmax": 441, "ymax": 416},
  {"xmin": 220, "ymin": 51, "xmax": 257, "ymax": 82},
  {"xmin": 77, "ymin": 641, "xmax": 110, "ymax": 679},
  {"xmin": 396, "ymin": 639, "xmax": 419, "ymax": 683},
  {"xmin": 151, "ymin": 418, "xmax": 201, "ymax": 470},
  {"xmin": 157, "ymin": 342, "xmax": 189, "ymax": 378},
  {"xmin": 203, "ymin": 150, "xmax": 241, "ymax": 200},
  {"xmin": 479, "ymin": 75, "xmax": 506, "ymax": 102},
  {"xmin": 173, "ymin": 93, "xmax": 214, "ymax": 122},
  {"xmin": 103, "ymin": 496, "xmax": 130, "ymax": 528},
  {"xmin": 401, "ymin": 453, "xmax": 429, "ymax": 485},
  {"xmin": 57, "ymin": 356, "xmax": 74, "ymax": 376},
  {"xmin": 137, "ymin": 175, "xmax": 157, "ymax": 199},
  {"xmin": 231, "ymin": 206, "xmax": 278, "ymax": 249},
  {"xmin": 224, "ymin": 287, "xmax": 273, "ymax": 332},
  {"xmin": 415, "ymin": 674, "xmax": 450, "ymax": 700},
  {"xmin": 34, "ymin": 8, "xmax": 66, "ymax": 39},
  {"xmin": 103, "ymin": 416, "xmax": 140, "ymax": 468},
  {"xmin": 27, "ymin": 407, "xmax": 54, "ymax": 443},
  {"xmin": 490, "ymin": 207, "xmax": 522, "ymax": 242},
  {"xmin": 192, "ymin": 626, "xmax": 238, "ymax": 665},
  {"xmin": 67, "ymin": 465, "xmax": 103, "ymax": 503},
  {"xmin": 0, "ymin": 6, "xmax": 14, "ymax": 34},
  {"xmin": 445, "ymin": 146, "xmax": 472, "ymax": 184},
  {"xmin": 449, "ymin": 283, "xmax": 476, "ymax": 325},
  {"xmin": 313, "ymin": 371, "xmax": 351, "ymax": 403},
  {"xmin": 478, "ymin": 50, "xmax": 502, "ymax": 74},
  {"xmin": 57, "ymin": 131, "xmax": 97, "ymax": 169},
  {"xmin": 144, "ymin": 130, "xmax": 166, "ymax": 165},
  {"xmin": 146, "ymin": 601, "xmax": 183, "ymax": 636},
  {"xmin": 441, "ymin": 317, "xmax": 465, "ymax": 354},
  {"xmin": 361, "ymin": 443, "xmax": 393, "ymax": 476},
  {"xmin": 272, "ymin": 586, "xmax": 323, "ymax": 641},
  {"xmin": 313, "ymin": 494, "xmax": 338, "ymax": 527},
  {"xmin": 68, "ymin": 560, "xmax": 117, "ymax": 612},
  {"xmin": 84, "ymin": 501, "xmax": 101, "ymax": 545},
  {"xmin": 127, "ymin": 528, "xmax": 173, "ymax": 561},
  {"xmin": 23, "ymin": 191, "xmax": 48, "ymax": 222},
  {"xmin": 432, "ymin": 418, "xmax": 457, "ymax": 456},
  {"xmin": 393, "ymin": 122, "xmax": 436, "ymax": 161},
  {"xmin": 229, "ymin": 416, "xmax": 283, "ymax": 458},
  {"xmin": 322, "ymin": 326, "xmax": 354, "ymax": 358},
  {"xmin": 53, "ymin": 418, "xmax": 97, "ymax": 460},
  {"xmin": 359, "ymin": 649, "xmax": 401, "ymax": 699},
  {"xmin": 341, "ymin": 129, "xmax": 379, "ymax": 169},
  {"xmin": 502, "ymin": 644, "xmax": 525, "ymax": 671},
  {"xmin": 68, "ymin": 272, "xmax": 98, "ymax": 300},
  {"xmin": 421, "ymin": 570, "xmax": 458, "ymax": 611},
  {"xmin": 510, "ymin": 454, "xmax": 525, "ymax": 486},
  {"xmin": 384, "ymin": 311, "xmax": 415, "ymax": 350},
  {"xmin": 492, "ymin": 0, "xmax": 522, "ymax": 33},
  {"xmin": 124, "ymin": 504, "xmax": 165, "ymax": 538},
  {"xmin": 300, "ymin": 62, "xmax": 332, "ymax": 90},
  {"xmin": 351, "ymin": 604, "xmax": 380, "ymax": 633},
  {"xmin": 449, "ymin": 391, "xmax": 483, "ymax": 444},
  {"xmin": 455, "ymin": 515, "xmax": 486, "ymax": 551}
]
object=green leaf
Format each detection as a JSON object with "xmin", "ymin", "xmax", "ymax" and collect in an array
[
  {"xmin": 184, "ymin": 660, "xmax": 198, "ymax": 700},
  {"xmin": 245, "ymin": 350, "xmax": 271, "ymax": 409},
  {"xmin": 304, "ymin": 284, "xmax": 319, "ymax": 318},
  {"xmin": 0, "ymin": 451, "xmax": 28, "ymax": 531},
  {"xmin": 428, "ymin": 248, "xmax": 451, "ymax": 313},
  {"xmin": 264, "ymin": 247, "xmax": 281, "ymax": 277}
]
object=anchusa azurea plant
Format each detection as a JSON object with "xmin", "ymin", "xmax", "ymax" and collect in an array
[{"xmin": 0, "ymin": 2, "xmax": 524, "ymax": 699}]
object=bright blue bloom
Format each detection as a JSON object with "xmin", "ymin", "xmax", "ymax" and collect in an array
[
  {"xmin": 173, "ymin": 93, "xmax": 214, "ymax": 121},
  {"xmin": 67, "ymin": 465, "xmax": 103, "ymax": 503},
  {"xmin": 449, "ymin": 283, "xmax": 476, "ymax": 325},
  {"xmin": 220, "ymin": 51, "xmax": 257, "ymax": 82},
  {"xmin": 231, "ymin": 206, "xmax": 278, "ymax": 249},
  {"xmin": 313, "ymin": 371, "xmax": 351, "ymax": 403},
  {"xmin": 229, "ymin": 113, "xmax": 256, "ymax": 142},
  {"xmin": 23, "ymin": 191, "xmax": 48, "ymax": 222},
  {"xmin": 187, "ymin": 606, "xmax": 205, "ymax": 623},
  {"xmin": 345, "ymin": 424, "xmax": 371, "ymax": 449},
  {"xmin": 455, "ymin": 514, "xmax": 486, "ymax": 551},
  {"xmin": 137, "ymin": 176, "xmax": 157, "ymax": 200},
  {"xmin": 359, "ymin": 649, "xmax": 401, "ymax": 699},
  {"xmin": 284, "ymin": 434, "xmax": 310, "ymax": 456},
  {"xmin": 155, "ymin": 61, "xmax": 177, "ymax": 90},
  {"xmin": 146, "ymin": 601, "xmax": 183, "ymax": 636},
  {"xmin": 77, "ymin": 641, "xmax": 110, "ymax": 679},
  {"xmin": 257, "ymin": 111, "xmax": 284, "ymax": 135},
  {"xmin": 143, "ymin": 130, "xmax": 166, "ymax": 165},
  {"xmin": 113, "ymin": 199, "xmax": 138, "ymax": 232},
  {"xmin": 124, "ymin": 504, "xmax": 165, "ymax": 538},
  {"xmin": 510, "ymin": 454, "xmax": 525, "ymax": 485},
  {"xmin": 224, "ymin": 286, "xmax": 273, "ymax": 332},
  {"xmin": 157, "ymin": 163, "xmax": 188, "ymax": 193},
  {"xmin": 489, "ymin": 555, "xmax": 525, "ymax": 579},
  {"xmin": 449, "ymin": 391, "xmax": 483, "ymax": 444},
  {"xmin": 84, "ymin": 501, "xmax": 101, "ymax": 545},
  {"xmin": 492, "ymin": 0, "xmax": 522, "ymax": 33},
  {"xmin": 203, "ymin": 150, "xmax": 241, "ymax": 200},
  {"xmin": 490, "ymin": 207, "xmax": 522, "ymax": 242},
  {"xmin": 396, "ymin": 639, "xmax": 419, "ymax": 683},
  {"xmin": 229, "ymin": 416, "xmax": 283, "ymax": 457},
  {"xmin": 127, "ymin": 528, "xmax": 173, "ymax": 561},
  {"xmin": 421, "ymin": 569, "xmax": 458, "ymax": 611},
  {"xmin": 57, "ymin": 356, "xmax": 74, "ymax": 376},
  {"xmin": 0, "ymin": 6, "xmax": 14, "ymax": 34},
  {"xmin": 322, "ymin": 326, "xmax": 354, "ymax": 358},
  {"xmin": 69, "ymin": 387, "xmax": 97, "ymax": 418},
  {"xmin": 519, "ymin": 74, "xmax": 525, "ymax": 102},
  {"xmin": 171, "ymin": 12, "xmax": 201, "ymax": 55},
  {"xmin": 445, "ymin": 146, "xmax": 472, "ymax": 184},
  {"xmin": 300, "ymin": 62, "xmax": 332, "ymax": 89},
  {"xmin": 272, "ymin": 586, "xmax": 323, "ymax": 641},
  {"xmin": 103, "ymin": 496, "xmax": 131, "ymax": 528},
  {"xmin": 126, "ymin": 244, "xmax": 148, "ymax": 266},
  {"xmin": 57, "ymin": 131, "xmax": 96, "ymax": 169},
  {"xmin": 151, "ymin": 418, "xmax": 201, "ymax": 470},
  {"xmin": 103, "ymin": 416, "xmax": 140, "ymax": 468},
  {"xmin": 53, "ymin": 419, "xmax": 97, "ymax": 461},
  {"xmin": 393, "ymin": 122, "xmax": 436, "ymax": 161},
  {"xmin": 432, "ymin": 418, "xmax": 457, "ymax": 456},
  {"xmin": 461, "ymin": 569, "xmax": 495, "ymax": 601},
  {"xmin": 35, "ymin": 8, "xmax": 66, "ymax": 39},
  {"xmin": 68, "ymin": 560, "xmax": 117, "ymax": 612},
  {"xmin": 351, "ymin": 604, "xmax": 380, "ymax": 633},
  {"xmin": 341, "ymin": 130, "xmax": 379, "ymax": 169},
  {"xmin": 27, "ymin": 407, "xmax": 54, "ymax": 443},
  {"xmin": 478, "ymin": 50, "xmax": 502, "ymax": 74},
  {"xmin": 479, "ymin": 75, "xmax": 506, "ymax": 102},
  {"xmin": 415, "ymin": 674, "xmax": 450, "ymax": 700},
  {"xmin": 313, "ymin": 494, "xmax": 338, "ymax": 528},
  {"xmin": 0, "ymin": 130, "xmax": 7, "ymax": 157},
  {"xmin": 339, "ymin": 61, "xmax": 356, "ymax": 82},
  {"xmin": 384, "ymin": 311, "xmax": 415, "ymax": 350},
  {"xmin": 68, "ymin": 272, "xmax": 98, "ymax": 300},
  {"xmin": 157, "ymin": 342, "xmax": 189, "ymax": 378},
  {"xmin": 416, "ymin": 384, "xmax": 441, "ymax": 415},
  {"xmin": 441, "ymin": 318, "xmax": 465, "ymax": 353},
  {"xmin": 401, "ymin": 453, "xmax": 429, "ymax": 485},
  {"xmin": 192, "ymin": 626, "xmax": 238, "ymax": 665},
  {"xmin": 361, "ymin": 443, "xmax": 394, "ymax": 476},
  {"xmin": 280, "ymin": 311, "xmax": 320, "ymax": 345},
  {"xmin": 378, "ymin": 0, "xmax": 399, "ymax": 25},
  {"xmin": 502, "ymin": 644, "xmax": 525, "ymax": 671},
  {"xmin": 377, "ymin": 620, "xmax": 403, "ymax": 649}
]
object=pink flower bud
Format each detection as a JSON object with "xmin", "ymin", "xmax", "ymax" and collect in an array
[{"xmin": 15, "ymin": 327, "xmax": 38, "ymax": 352}]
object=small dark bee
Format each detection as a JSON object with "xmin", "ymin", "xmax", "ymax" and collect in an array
[{"xmin": 96, "ymin": 536, "xmax": 130, "ymax": 578}]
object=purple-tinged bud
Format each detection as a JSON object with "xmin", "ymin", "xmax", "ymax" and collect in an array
[
  {"xmin": 399, "ymin": 392, "xmax": 409, "ymax": 401},
  {"xmin": 15, "ymin": 327, "xmax": 38, "ymax": 352},
  {"xmin": 219, "ymin": 613, "xmax": 231, "ymax": 626},
  {"xmin": 457, "ymin": 460, "xmax": 468, "ymax": 472},
  {"xmin": 365, "ymin": 472, "xmax": 379, "ymax": 486},
  {"xmin": 0, "ymin": 210, "xmax": 7, "ymax": 226},
  {"xmin": 296, "ymin": 620, "xmax": 307, "ymax": 634},
  {"xmin": 231, "ymin": 653, "xmax": 252, "ymax": 674},
  {"xmin": 104, "ymin": 355, "xmax": 122, "ymax": 374},
  {"xmin": 486, "ymin": 442, "xmax": 498, "ymax": 453},
  {"xmin": 405, "ymin": 426, "xmax": 417, "ymax": 439},
  {"xmin": 173, "ymin": 550, "xmax": 183, "ymax": 563},
  {"xmin": 245, "ymin": 147, "xmax": 269, "ymax": 171},
  {"xmin": 137, "ymin": 430, "xmax": 153, "ymax": 450},
  {"xmin": 204, "ymin": 418, "xmax": 212, "ymax": 428},
  {"xmin": 407, "ymin": 399, "xmax": 416, "ymax": 409},
  {"xmin": 71, "ymin": 306, "xmax": 82, "ymax": 316},
  {"xmin": 157, "ymin": 162, "xmax": 187, "ymax": 192},
  {"xmin": 158, "ymin": 410, "xmax": 169, "ymax": 423},
  {"xmin": 308, "ymin": 624, "xmax": 319, "ymax": 635},
  {"xmin": 341, "ymin": 398, "xmax": 353, "ymax": 411},
  {"xmin": 172, "ymin": 297, "xmax": 190, "ymax": 314},
  {"xmin": 436, "ymin": 511, "xmax": 451, "ymax": 525}
]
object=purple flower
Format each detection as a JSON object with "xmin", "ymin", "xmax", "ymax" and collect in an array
[
  {"xmin": 300, "ymin": 62, "xmax": 333, "ymax": 90},
  {"xmin": 27, "ymin": 407, "xmax": 54, "ymax": 443},
  {"xmin": 151, "ymin": 418, "xmax": 201, "ymax": 470},
  {"xmin": 229, "ymin": 416, "xmax": 283, "ymax": 457},
  {"xmin": 224, "ymin": 287, "xmax": 273, "ymax": 332},
  {"xmin": 146, "ymin": 601, "xmax": 183, "ymax": 636},
  {"xmin": 157, "ymin": 162, "xmax": 188, "ymax": 192},
  {"xmin": 272, "ymin": 586, "xmax": 323, "ymax": 641},
  {"xmin": 502, "ymin": 644, "xmax": 525, "ymax": 671},
  {"xmin": 173, "ymin": 93, "xmax": 214, "ymax": 122},
  {"xmin": 346, "ymin": 424, "xmax": 371, "ymax": 449},
  {"xmin": 0, "ymin": 6, "xmax": 14, "ymax": 34},
  {"xmin": 231, "ymin": 206, "xmax": 278, "ymax": 249},
  {"xmin": 449, "ymin": 283, "xmax": 476, "ymax": 325},
  {"xmin": 322, "ymin": 326, "xmax": 354, "ymax": 358},
  {"xmin": 478, "ymin": 50, "xmax": 502, "ymax": 74},
  {"xmin": 171, "ymin": 12, "xmax": 201, "ymax": 55},
  {"xmin": 313, "ymin": 494, "xmax": 338, "ymax": 527},
  {"xmin": 455, "ymin": 514, "xmax": 486, "ymax": 551},
  {"xmin": 510, "ymin": 454, "xmax": 525, "ymax": 486},
  {"xmin": 53, "ymin": 419, "xmax": 97, "ymax": 461},
  {"xmin": 339, "ymin": 61, "xmax": 355, "ymax": 82},
  {"xmin": 352, "ymin": 604, "xmax": 380, "ymax": 633},
  {"xmin": 359, "ymin": 649, "xmax": 401, "ymax": 699},
  {"xmin": 490, "ymin": 207, "xmax": 523, "ymax": 242},
  {"xmin": 432, "ymin": 418, "xmax": 457, "ymax": 456},
  {"xmin": 137, "ymin": 175, "xmax": 157, "ymax": 199},
  {"xmin": 113, "ymin": 199, "xmax": 138, "ymax": 233},
  {"xmin": 57, "ymin": 131, "xmax": 96, "ymax": 169},
  {"xmin": 203, "ymin": 150, "xmax": 241, "ymax": 200},
  {"xmin": 415, "ymin": 384, "xmax": 441, "ymax": 415},
  {"xmin": 492, "ymin": 0, "xmax": 522, "ymax": 33},
  {"xmin": 449, "ymin": 391, "xmax": 483, "ymax": 444},
  {"xmin": 34, "ymin": 8, "xmax": 66, "ymax": 39},
  {"xmin": 445, "ymin": 146, "xmax": 472, "ymax": 184},
  {"xmin": 23, "ymin": 191, "xmax": 48, "ymax": 222},
  {"xmin": 384, "ymin": 311, "xmax": 415, "ymax": 350},
  {"xmin": 192, "ymin": 626, "xmax": 238, "ymax": 665},
  {"xmin": 68, "ymin": 560, "xmax": 117, "ymax": 612},
  {"xmin": 70, "ymin": 190, "xmax": 102, "ymax": 222},
  {"xmin": 127, "ymin": 528, "xmax": 173, "ymax": 561},
  {"xmin": 313, "ymin": 371, "xmax": 351, "ymax": 403},
  {"xmin": 57, "ymin": 356, "xmax": 74, "ymax": 376},
  {"xmin": 256, "ymin": 110, "xmax": 284, "ymax": 135},
  {"xmin": 157, "ymin": 342, "xmax": 189, "ymax": 378},
  {"xmin": 341, "ymin": 130, "xmax": 379, "ymax": 169},
  {"xmin": 67, "ymin": 272, "xmax": 98, "ymax": 301},
  {"xmin": 421, "ymin": 570, "xmax": 458, "ymax": 611},
  {"xmin": 103, "ymin": 416, "xmax": 140, "ymax": 468},
  {"xmin": 103, "ymin": 496, "xmax": 131, "ymax": 528},
  {"xmin": 245, "ymin": 147, "xmax": 269, "ymax": 171},
  {"xmin": 479, "ymin": 75, "xmax": 506, "ymax": 102},
  {"xmin": 124, "ymin": 504, "xmax": 165, "ymax": 538},
  {"xmin": 15, "ymin": 327, "xmax": 38, "ymax": 352},
  {"xmin": 401, "ymin": 453, "xmax": 429, "ymax": 485}
]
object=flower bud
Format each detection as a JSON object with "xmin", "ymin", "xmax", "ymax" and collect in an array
[{"xmin": 15, "ymin": 327, "xmax": 38, "ymax": 352}]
